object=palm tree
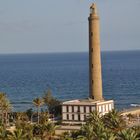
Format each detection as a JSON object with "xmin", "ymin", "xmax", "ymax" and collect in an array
[
  {"xmin": 132, "ymin": 126, "xmax": 140, "ymax": 138},
  {"xmin": 24, "ymin": 123, "xmax": 34, "ymax": 140},
  {"xmin": 0, "ymin": 93, "xmax": 6, "ymax": 101},
  {"xmin": 85, "ymin": 111, "xmax": 109, "ymax": 140},
  {"xmin": 2, "ymin": 99, "xmax": 12, "ymax": 126},
  {"xmin": 78, "ymin": 124, "xmax": 94, "ymax": 140},
  {"xmin": 43, "ymin": 89, "xmax": 52, "ymax": 106},
  {"xmin": 0, "ymin": 93, "xmax": 12, "ymax": 126},
  {"xmin": 0, "ymin": 93, "xmax": 6, "ymax": 125},
  {"xmin": 0, "ymin": 126, "xmax": 11, "ymax": 140},
  {"xmin": 103, "ymin": 131, "xmax": 116, "ymax": 140},
  {"xmin": 118, "ymin": 128, "xmax": 139, "ymax": 140},
  {"xmin": 92, "ymin": 122, "xmax": 107, "ymax": 140},
  {"xmin": 33, "ymin": 98, "xmax": 44, "ymax": 124},
  {"xmin": 77, "ymin": 122, "xmax": 116, "ymax": 140},
  {"xmin": 77, "ymin": 111, "xmax": 113, "ymax": 140},
  {"xmin": 42, "ymin": 122, "xmax": 57, "ymax": 140},
  {"xmin": 86, "ymin": 111, "xmax": 101, "ymax": 125},
  {"xmin": 102, "ymin": 109, "xmax": 126, "ymax": 132},
  {"xmin": 8, "ymin": 129, "xmax": 27, "ymax": 140},
  {"xmin": 33, "ymin": 124, "xmax": 43, "ymax": 138}
]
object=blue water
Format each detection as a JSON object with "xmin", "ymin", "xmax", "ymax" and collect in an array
[{"xmin": 0, "ymin": 51, "xmax": 139, "ymax": 111}]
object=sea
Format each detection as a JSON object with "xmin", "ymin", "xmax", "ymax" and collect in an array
[{"xmin": 0, "ymin": 51, "xmax": 139, "ymax": 111}]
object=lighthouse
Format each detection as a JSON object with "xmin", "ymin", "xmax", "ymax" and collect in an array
[
  {"xmin": 89, "ymin": 4, "xmax": 103, "ymax": 100},
  {"xmin": 62, "ymin": 3, "xmax": 114, "ymax": 124}
]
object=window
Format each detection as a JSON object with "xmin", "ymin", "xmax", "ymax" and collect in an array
[
  {"xmin": 84, "ymin": 106, "xmax": 86, "ymax": 113},
  {"xmin": 102, "ymin": 105, "xmax": 105, "ymax": 112},
  {"xmin": 81, "ymin": 114, "xmax": 84, "ymax": 121},
  {"xmin": 63, "ymin": 114, "xmax": 67, "ymax": 120},
  {"xmin": 78, "ymin": 106, "xmax": 80, "ymax": 112},
  {"xmin": 72, "ymin": 114, "xmax": 74, "ymax": 120},
  {"xmin": 74, "ymin": 106, "xmax": 78, "ymax": 112},
  {"xmin": 67, "ymin": 114, "xmax": 69, "ymax": 120},
  {"xmin": 67, "ymin": 106, "xmax": 69, "ymax": 112},
  {"xmin": 69, "ymin": 106, "xmax": 72, "ymax": 112},
  {"xmin": 86, "ymin": 106, "xmax": 90, "ymax": 113},
  {"xmin": 78, "ymin": 114, "xmax": 80, "ymax": 121},
  {"xmin": 62, "ymin": 106, "xmax": 66, "ymax": 112},
  {"xmin": 106, "ymin": 104, "xmax": 108, "ymax": 111},
  {"xmin": 84, "ymin": 115, "xmax": 86, "ymax": 121},
  {"xmin": 109, "ymin": 104, "xmax": 112, "ymax": 110},
  {"xmin": 99, "ymin": 106, "xmax": 102, "ymax": 112},
  {"xmin": 74, "ymin": 114, "xmax": 78, "ymax": 121},
  {"xmin": 69, "ymin": 114, "xmax": 72, "ymax": 120},
  {"xmin": 80, "ymin": 106, "xmax": 84, "ymax": 113},
  {"xmin": 91, "ymin": 106, "xmax": 95, "ymax": 111},
  {"xmin": 72, "ymin": 106, "xmax": 74, "ymax": 112}
]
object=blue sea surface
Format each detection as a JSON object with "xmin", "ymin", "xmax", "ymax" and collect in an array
[{"xmin": 0, "ymin": 51, "xmax": 139, "ymax": 111}]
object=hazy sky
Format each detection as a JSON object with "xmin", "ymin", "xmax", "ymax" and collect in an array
[{"xmin": 0, "ymin": 0, "xmax": 140, "ymax": 54}]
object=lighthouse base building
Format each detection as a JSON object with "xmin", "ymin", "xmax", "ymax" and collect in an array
[
  {"xmin": 61, "ymin": 3, "xmax": 114, "ymax": 124},
  {"xmin": 62, "ymin": 99, "xmax": 114, "ymax": 124}
]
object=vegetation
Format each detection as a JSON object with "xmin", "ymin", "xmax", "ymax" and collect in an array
[
  {"xmin": 0, "ymin": 92, "xmax": 12, "ymax": 127},
  {"xmin": 60, "ymin": 110, "xmax": 140, "ymax": 140},
  {"xmin": 0, "ymin": 91, "xmax": 60, "ymax": 140},
  {"xmin": 43, "ymin": 89, "xmax": 61, "ymax": 117},
  {"xmin": 33, "ymin": 97, "xmax": 44, "ymax": 124},
  {"xmin": 0, "ymin": 92, "xmax": 139, "ymax": 140}
]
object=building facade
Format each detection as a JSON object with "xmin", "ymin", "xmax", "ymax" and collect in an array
[{"xmin": 62, "ymin": 99, "xmax": 114, "ymax": 124}]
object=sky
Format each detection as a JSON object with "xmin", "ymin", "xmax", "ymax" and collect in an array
[{"xmin": 0, "ymin": 0, "xmax": 140, "ymax": 54}]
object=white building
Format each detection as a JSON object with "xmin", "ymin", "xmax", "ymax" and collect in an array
[{"xmin": 62, "ymin": 99, "xmax": 114, "ymax": 124}]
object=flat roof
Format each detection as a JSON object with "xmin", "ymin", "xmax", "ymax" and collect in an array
[{"xmin": 62, "ymin": 99, "xmax": 114, "ymax": 105}]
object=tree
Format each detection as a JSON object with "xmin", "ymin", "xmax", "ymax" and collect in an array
[
  {"xmin": 26, "ymin": 108, "xmax": 33, "ymax": 122},
  {"xmin": 42, "ymin": 122, "xmax": 57, "ymax": 140},
  {"xmin": 118, "ymin": 128, "xmax": 139, "ymax": 140},
  {"xmin": 102, "ymin": 109, "xmax": 126, "ymax": 132},
  {"xmin": 33, "ymin": 98, "xmax": 44, "ymax": 124},
  {"xmin": 85, "ymin": 111, "xmax": 109, "ymax": 139},
  {"xmin": 23, "ymin": 123, "xmax": 34, "ymax": 140},
  {"xmin": 103, "ymin": 131, "xmax": 116, "ymax": 140},
  {"xmin": 86, "ymin": 111, "xmax": 101, "ymax": 125},
  {"xmin": 78, "ymin": 124, "xmax": 94, "ymax": 140},
  {"xmin": 0, "ymin": 92, "xmax": 12, "ymax": 126},
  {"xmin": 132, "ymin": 126, "xmax": 140, "ymax": 138},
  {"xmin": 92, "ymin": 122, "xmax": 108, "ymax": 140},
  {"xmin": 0, "ymin": 126, "xmax": 11, "ymax": 140},
  {"xmin": 2, "ymin": 100, "xmax": 12, "ymax": 126},
  {"xmin": 59, "ymin": 110, "xmax": 140, "ymax": 140},
  {"xmin": 8, "ymin": 129, "xmax": 27, "ymax": 140},
  {"xmin": 33, "ymin": 124, "xmax": 43, "ymax": 138},
  {"xmin": 43, "ymin": 89, "xmax": 61, "ymax": 116}
]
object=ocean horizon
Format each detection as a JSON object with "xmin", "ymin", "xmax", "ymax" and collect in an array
[{"xmin": 0, "ymin": 50, "xmax": 139, "ymax": 111}]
